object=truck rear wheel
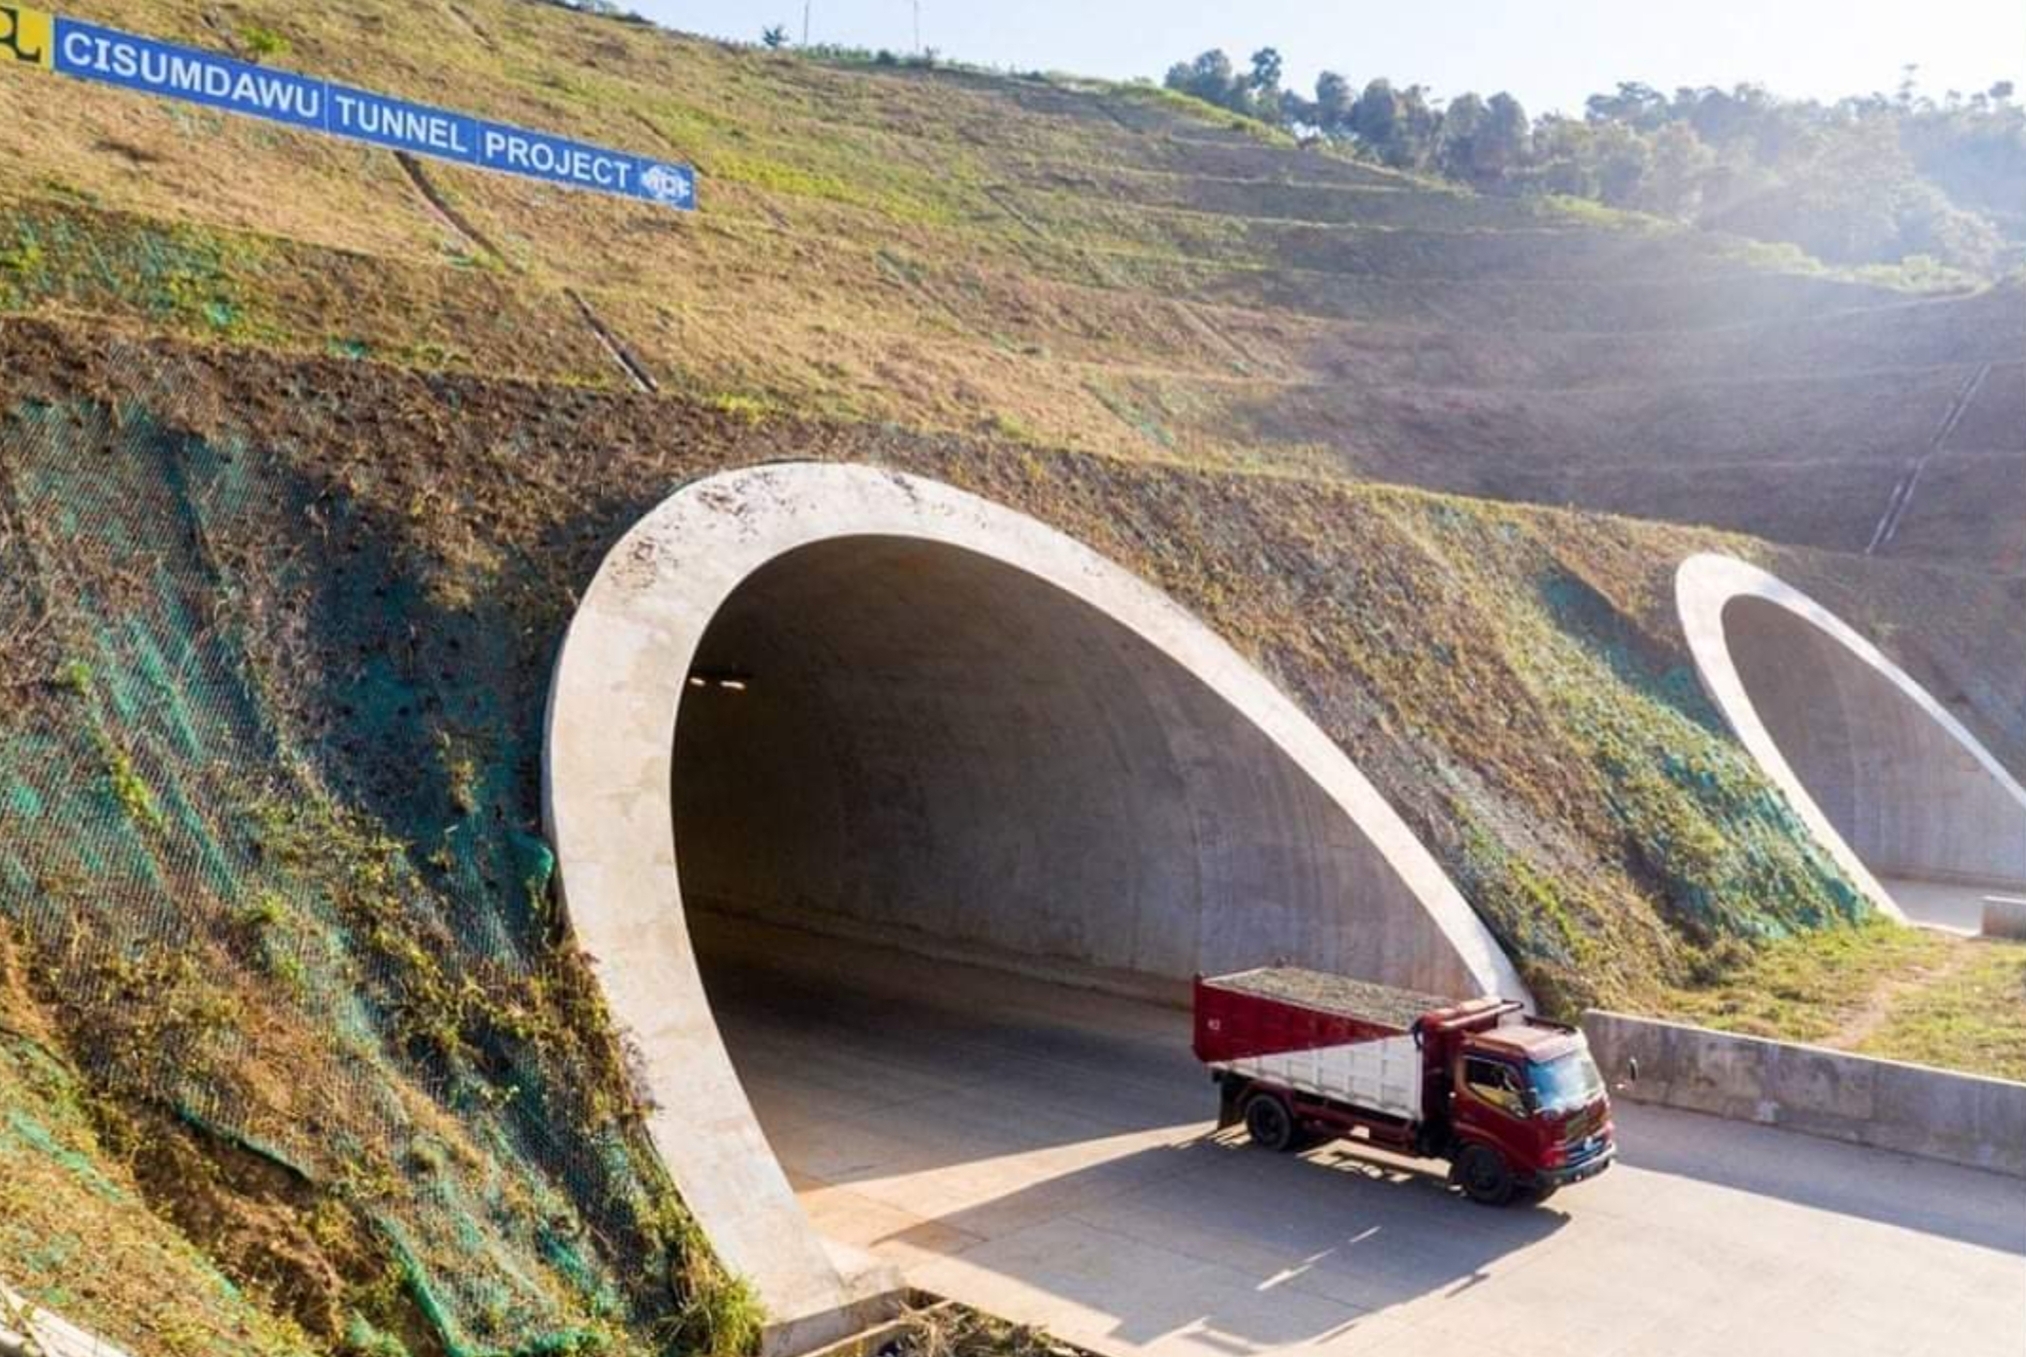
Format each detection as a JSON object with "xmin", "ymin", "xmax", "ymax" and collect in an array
[
  {"xmin": 1454, "ymin": 1144, "xmax": 1515, "ymax": 1206},
  {"xmin": 1243, "ymin": 1094, "xmax": 1298, "ymax": 1153}
]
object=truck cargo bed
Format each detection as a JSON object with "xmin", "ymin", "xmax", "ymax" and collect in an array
[
  {"xmin": 1218, "ymin": 1032, "xmax": 1426, "ymax": 1122},
  {"xmin": 1194, "ymin": 968, "xmax": 1455, "ymax": 1124},
  {"xmin": 1201, "ymin": 967, "xmax": 1453, "ymax": 1032}
]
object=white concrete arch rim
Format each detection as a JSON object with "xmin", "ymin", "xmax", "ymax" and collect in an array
[
  {"xmin": 546, "ymin": 461, "xmax": 1525, "ymax": 986},
  {"xmin": 542, "ymin": 461, "xmax": 1528, "ymax": 1345},
  {"xmin": 1675, "ymin": 551, "xmax": 2026, "ymax": 922}
]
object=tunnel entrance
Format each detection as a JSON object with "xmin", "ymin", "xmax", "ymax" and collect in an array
[
  {"xmin": 1678, "ymin": 554, "xmax": 2026, "ymax": 932},
  {"xmin": 673, "ymin": 535, "xmax": 1415, "ymax": 989},
  {"xmin": 545, "ymin": 464, "xmax": 1521, "ymax": 1352}
]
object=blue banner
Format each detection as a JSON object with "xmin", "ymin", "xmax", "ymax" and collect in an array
[{"xmin": 36, "ymin": 14, "xmax": 695, "ymax": 210}]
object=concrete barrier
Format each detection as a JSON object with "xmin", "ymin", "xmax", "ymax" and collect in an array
[
  {"xmin": 1982, "ymin": 895, "xmax": 2026, "ymax": 940},
  {"xmin": 1582, "ymin": 1011, "xmax": 2026, "ymax": 1179},
  {"xmin": 2, "ymin": 1281, "xmax": 132, "ymax": 1357}
]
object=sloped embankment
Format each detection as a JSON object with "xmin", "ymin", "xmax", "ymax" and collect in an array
[
  {"xmin": 6, "ymin": 318, "xmax": 2020, "ymax": 1347},
  {"xmin": 0, "ymin": 333, "xmax": 755, "ymax": 1355},
  {"xmin": 1, "ymin": 0, "xmax": 2018, "ymax": 574},
  {"xmin": 0, "ymin": 924, "xmax": 323, "ymax": 1357}
]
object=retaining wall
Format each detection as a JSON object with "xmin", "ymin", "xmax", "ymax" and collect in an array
[
  {"xmin": 1, "ymin": 1281, "xmax": 131, "ymax": 1357},
  {"xmin": 1985, "ymin": 896, "xmax": 2026, "ymax": 939},
  {"xmin": 1582, "ymin": 1011, "xmax": 2026, "ymax": 1179}
]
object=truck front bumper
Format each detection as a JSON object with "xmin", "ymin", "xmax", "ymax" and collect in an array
[{"xmin": 1537, "ymin": 1142, "xmax": 1616, "ymax": 1189}]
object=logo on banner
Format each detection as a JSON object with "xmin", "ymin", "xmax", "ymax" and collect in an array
[
  {"xmin": 0, "ymin": 6, "xmax": 51, "ymax": 66},
  {"xmin": 639, "ymin": 163, "xmax": 693, "ymax": 207}
]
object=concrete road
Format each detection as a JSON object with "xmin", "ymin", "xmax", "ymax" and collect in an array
[
  {"xmin": 1882, "ymin": 875, "xmax": 2011, "ymax": 934},
  {"xmin": 697, "ymin": 920, "xmax": 2026, "ymax": 1357}
]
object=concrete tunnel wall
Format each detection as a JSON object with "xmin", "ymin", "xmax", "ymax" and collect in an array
[
  {"xmin": 543, "ymin": 463, "xmax": 1525, "ymax": 1351},
  {"xmin": 1677, "ymin": 553, "xmax": 2026, "ymax": 917},
  {"xmin": 673, "ymin": 535, "xmax": 1450, "ymax": 984}
]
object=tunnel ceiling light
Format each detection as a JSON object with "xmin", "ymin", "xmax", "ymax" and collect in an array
[{"xmin": 688, "ymin": 669, "xmax": 753, "ymax": 692}]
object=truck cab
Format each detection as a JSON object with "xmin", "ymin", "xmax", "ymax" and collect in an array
[{"xmin": 1428, "ymin": 1002, "xmax": 1615, "ymax": 1204}]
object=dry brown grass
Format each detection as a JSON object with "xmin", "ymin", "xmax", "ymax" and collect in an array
[{"xmin": 0, "ymin": 925, "xmax": 322, "ymax": 1357}]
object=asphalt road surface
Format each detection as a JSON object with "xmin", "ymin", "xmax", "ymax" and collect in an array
[{"xmin": 698, "ymin": 922, "xmax": 2026, "ymax": 1357}]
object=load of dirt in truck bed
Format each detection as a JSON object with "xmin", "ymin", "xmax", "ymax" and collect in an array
[{"xmin": 1204, "ymin": 967, "xmax": 1459, "ymax": 1029}]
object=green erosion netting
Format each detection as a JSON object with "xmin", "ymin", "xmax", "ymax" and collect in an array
[
  {"xmin": 0, "ymin": 202, "xmax": 256, "ymax": 341},
  {"xmin": 1525, "ymin": 566, "xmax": 1868, "ymax": 937},
  {"xmin": 0, "ymin": 393, "xmax": 703, "ymax": 1356}
]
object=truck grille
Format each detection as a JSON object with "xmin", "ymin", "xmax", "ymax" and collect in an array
[
  {"xmin": 1565, "ymin": 1133, "xmax": 1609, "ymax": 1167},
  {"xmin": 1562, "ymin": 1105, "xmax": 1605, "ymax": 1144}
]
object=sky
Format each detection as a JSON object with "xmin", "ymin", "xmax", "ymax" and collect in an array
[{"xmin": 633, "ymin": 0, "xmax": 2023, "ymax": 117}]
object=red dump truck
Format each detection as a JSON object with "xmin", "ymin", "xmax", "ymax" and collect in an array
[{"xmin": 1194, "ymin": 967, "xmax": 1614, "ymax": 1204}]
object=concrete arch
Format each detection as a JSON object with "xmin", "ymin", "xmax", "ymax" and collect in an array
[
  {"xmin": 543, "ymin": 463, "xmax": 1524, "ymax": 1350},
  {"xmin": 1676, "ymin": 553, "xmax": 2026, "ymax": 927}
]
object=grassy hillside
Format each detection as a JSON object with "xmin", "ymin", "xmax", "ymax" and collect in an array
[
  {"xmin": 2, "ymin": 4, "xmax": 2024, "ymax": 1353},
  {"xmin": 2, "ymin": 314, "xmax": 2022, "ymax": 1352},
  {"xmin": 0, "ymin": 926, "xmax": 322, "ymax": 1357},
  {"xmin": 0, "ymin": 0, "xmax": 2020, "ymax": 570}
]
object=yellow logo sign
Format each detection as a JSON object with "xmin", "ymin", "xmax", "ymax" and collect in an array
[{"xmin": 0, "ymin": 6, "xmax": 51, "ymax": 66}]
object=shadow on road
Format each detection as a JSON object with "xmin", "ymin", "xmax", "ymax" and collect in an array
[
  {"xmin": 876, "ymin": 1127, "xmax": 1569, "ymax": 1351},
  {"xmin": 703, "ymin": 923, "xmax": 1581, "ymax": 1348}
]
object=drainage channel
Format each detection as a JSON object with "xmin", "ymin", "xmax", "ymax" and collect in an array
[
  {"xmin": 566, "ymin": 286, "xmax": 659, "ymax": 393},
  {"xmin": 393, "ymin": 153, "xmax": 659, "ymax": 393},
  {"xmin": 1866, "ymin": 362, "xmax": 1992, "ymax": 555}
]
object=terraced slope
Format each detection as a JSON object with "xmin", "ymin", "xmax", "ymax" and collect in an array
[
  {"xmin": 1, "ymin": 5, "xmax": 2023, "ymax": 1353},
  {"xmin": 0, "ymin": 0, "xmax": 2020, "ymax": 571}
]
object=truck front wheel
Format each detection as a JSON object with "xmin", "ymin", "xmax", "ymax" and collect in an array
[
  {"xmin": 1243, "ymin": 1094, "xmax": 1298, "ymax": 1153},
  {"xmin": 1453, "ymin": 1144, "xmax": 1516, "ymax": 1206}
]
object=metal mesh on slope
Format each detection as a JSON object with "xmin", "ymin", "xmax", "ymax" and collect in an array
[{"xmin": 0, "ymin": 395, "xmax": 693, "ymax": 1357}]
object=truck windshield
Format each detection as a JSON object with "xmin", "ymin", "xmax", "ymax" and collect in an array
[{"xmin": 1529, "ymin": 1050, "xmax": 1605, "ymax": 1114}]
